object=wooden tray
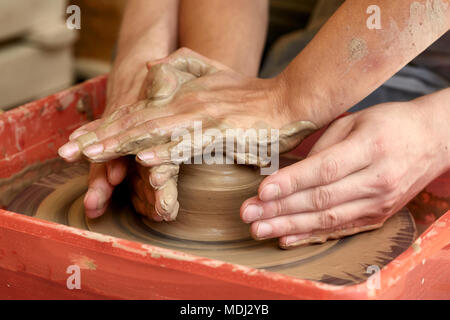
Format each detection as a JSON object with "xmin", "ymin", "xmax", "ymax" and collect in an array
[{"xmin": 0, "ymin": 76, "xmax": 448, "ymax": 299}]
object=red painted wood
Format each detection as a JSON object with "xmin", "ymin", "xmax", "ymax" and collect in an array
[{"xmin": 0, "ymin": 76, "xmax": 448, "ymax": 299}]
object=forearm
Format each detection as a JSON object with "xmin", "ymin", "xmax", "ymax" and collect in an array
[
  {"xmin": 279, "ymin": 0, "xmax": 450, "ymax": 127},
  {"xmin": 179, "ymin": 0, "xmax": 268, "ymax": 76},
  {"xmin": 414, "ymin": 87, "xmax": 450, "ymax": 170},
  {"xmin": 107, "ymin": 0, "xmax": 179, "ymax": 111}
]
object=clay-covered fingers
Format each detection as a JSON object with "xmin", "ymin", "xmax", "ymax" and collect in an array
[
  {"xmin": 247, "ymin": 199, "xmax": 385, "ymax": 244},
  {"xmin": 58, "ymin": 119, "xmax": 103, "ymax": 162},
  {"xmin": 258, "ymin": 137, "xmax": 372, "ymax": 202},
  {"xmin": 241, "ymin": 170, "xmax": 376, "ymax": 223},
  {"xmin": 132, "ymin": 163, "xmax": 180, "ymax": 221},
  {"xmin": 130, "ymin": 170, "xmax": 162, "ymax": 221},
  {"xmin": 58, "ymin": 100, "xmax": 169, "ymax": 162},
  {"xmin": 79, "ymin": 114, "xmax": 206, "ymax": 162},
  {"xmin": 83, "ymin": 158, "xmax": 127, "ymax": 219},
  {"xmin": 147, "ymin": 47, "xmax": 229, "ymax": 78},
  {"xmin": 136, "ymin": 125, "xmax": 224, "ymax": 167},
  {"xmin": 153, "ymin": 176, "xmax": 179, "ymax": 221},
  {"xmin": 149, "ymin": 164, "xmax": 180, "ymax": 221},
  {"xmin": 60, "ymin": 50, "xmax": 223, "ymax": 163},
  {"xmin": 278, "ymin": 220, "xmax": 384, "ymax": 249}
]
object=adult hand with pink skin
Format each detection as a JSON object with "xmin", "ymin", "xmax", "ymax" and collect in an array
[
  {"xmin": 65, "ymin": 57, "xmax": 149, "ymax": 219},
  {"xmin": 58, "ymin": 0, "xmax": 179, "ymax": 218},
  {"xmin": 241, "ymin": 89, "xmax": 450, "ymax": 248},
  {"xmin": 58, "ymin": 48, "xmax": 314, "ymax": 221},
  {"xmin": 59, "ymin": 0, "xmax": 269, "ymax": 221}
]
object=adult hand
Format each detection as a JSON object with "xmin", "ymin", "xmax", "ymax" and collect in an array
[
  {"xmin": 59, "ymin": 50, "xmax": 151, "ymax": 218},
  {"xmin": 58, "ymin": 48, "xmax": 318, "ymax": 220},
  {"xmin": 241, "ymin": 99, "xmax": 450, "ymax": 248}
]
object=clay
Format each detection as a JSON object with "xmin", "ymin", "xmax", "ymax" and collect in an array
[
  {"xmin": 149, "ymin": 163, "xmax": 264, "ymax": 241},
  {"xmin": 0, "ymin": 158, "xmax": 68, "ymax": 207},
  {"xmin": 7, "ymin": 163, "xmax": 417, "ymax": 285}
]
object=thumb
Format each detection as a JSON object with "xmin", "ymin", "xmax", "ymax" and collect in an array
[{"xmin": 308, "ymin": 116, "xmax": 354, "ymax": 157}]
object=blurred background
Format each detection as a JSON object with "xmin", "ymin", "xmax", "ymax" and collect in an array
[{"xmin": 0, "ymin": 0, "xmax": 321, "ymax": 111}]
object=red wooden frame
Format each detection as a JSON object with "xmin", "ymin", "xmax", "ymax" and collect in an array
[{"xmin": 0, "ymin": 76, "xmax": 448, "ymax": 299}]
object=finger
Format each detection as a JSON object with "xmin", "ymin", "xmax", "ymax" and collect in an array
[
  {"xmin": 69, "ymin": 119, "xmax": 103, "ymax": 140},
  {"xmin": 258, "ymin": 136, "xmax": 371, "ymax": 202},
  {"xmin": 249, "ymin": 198, "xmax": 378, "ymax": 240},
  {"xmin": 73, "ymin": 107, "xmax": 174, "ymax": 162},
  {"xmin": 106, "ymin": 158, "xmax": 128, "ymax": 186},
  {"xmin": 59, "ymin": 120, "xmax": 105, "ymax": 162},
  {"xmin": 84, "ymin": 114, "xmax": 207, "ymax": 162},
  {"xmin": 137, "ymin": 140, "xmax": 188, "ymax": 166},
  {"xmin": 130, "ymin": 174, "xmax": 147, "ymax": 202},
  {"xmin": 131, "ymin": 194, "xmax": 162, "ymax": 222},
  {"xmin": 84, "ymin": 163, "xmax": 114, "ymax": 219},
  {"xmin": 149, "ymin": 164, "xmax": 179, "ymax": 189},
  {"xmin": 136, "ymin": 122, "xmax": 223, "ymax": 167},
  {"xmin": 130, "ymin": 174, "xmax": 162, "ymax": 221},
  {"xmin": 279, "ymin": 219, "xmax": 385, "ymax": 249},
  {"xmin": 61, "ymin": 100, "xmax": 168, "ymax": 161},
  {"xmin": 147, "ymin": 47, "xmax": 228, "ymax": 76},
  {"xmin": 61, "ymin": 104, "xmax": 142, "ymax": 161},
  {"xmin": 135, "ymin": 163, "xmax": 180, "ymax": 221},
  {"xmin": 132, "ymin": 166, "xmax": 157, "ymax": 205},
  {"xmin": 242, "ymin": 169, "xmax": 374, "ymax": 223},
  {"xmin": 154, "ymin": 177, "xmax": 179, "ymax": 221}
]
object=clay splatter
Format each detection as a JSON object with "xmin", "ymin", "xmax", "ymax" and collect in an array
[{"xmin": 348, "ymin": 38, "xmax": 368, "ymax": 62}]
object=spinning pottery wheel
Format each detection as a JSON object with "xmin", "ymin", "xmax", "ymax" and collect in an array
[{"xmin": 8, "ymin": 158, "xmax": 417, "ymax": 285}]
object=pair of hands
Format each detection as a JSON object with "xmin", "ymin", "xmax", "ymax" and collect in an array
[
  {"xmin": 59, "ymin": 48, "xmax": 294, "ymax": 221},
  {"xmin": 59, "ymin": 48, "xmax": 448, "ymax": 248}
]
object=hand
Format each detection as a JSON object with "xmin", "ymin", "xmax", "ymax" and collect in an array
[
  {"xmin": 129, "ymin": 162, "xmax": 179, "ymax": 221},
  {"xmin": 60, "ymin": 50, "xmax": 151, "ymax": 218},
  {"xmin": 58, "ymin": 48, "xmax": 318, "ymax": 221},
  {"xmin": 241, "ymin": 100, "xmax": 450, "ymax": 248},
  {"xmin": 59, "ymin": 48, "xmax": 317, "ymax": 166}
]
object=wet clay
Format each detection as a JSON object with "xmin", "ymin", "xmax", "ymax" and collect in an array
[
  {"xmin": 0, "ymin": 158, "xmax": 68, "ymax": 208},
  {"xmin": 7, "ymin": 162, "xmax": 417, "ymax": 285},
  {"xmin": 148, "ymin": 163, "xmax": 264, "ymax": 241}
]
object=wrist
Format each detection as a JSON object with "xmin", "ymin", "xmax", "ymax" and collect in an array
[
  {"xmin": 106, "ymin": 42, "xmax": 172, "ymax": 113},
  {"xmin": 414, "ymin": 88, "xmax": 450, "ymax": 171},
  {"xmin": 273, "ymin": 70, "xmax": 332, "ymax": 128}
]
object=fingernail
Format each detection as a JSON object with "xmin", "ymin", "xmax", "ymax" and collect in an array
[
  {"xmin": 69, "ymin": 130, "xmax": 88, "ymax": 140},
  {"xmin": 58, "ymin": 141, "xmax": 80, "ymax": 159},
  {"xmin": 84, "ymin": 188, "xmax": 105, "ymax": 211},
  {"xmin": 243, "ymin": 205, "xmax": 263, "ymax": 223},
  {"xmin": 83, "ymin": 144, "xmax": 104, "ymax": 157},
  {"xmin": 284, "ymin": 236, "xmax": 303, "ymax": 247},
  {"xmin": 283, "ymin": 235, "xmax": 317, "ymax": 248},
  {"xmin": 256, "ymin": 222, "xmax": 272, "ymax": 239},
  {"xmin": 260, "ymin": 184, "xmax": 281, "ymax": 201},
  {"xmin": 137, "ymin": 151, "xmax": 155, "ymax": 162},
  {"xmin": 84, "ymin": 189, "xmax": 97, "ymax": 210}
]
